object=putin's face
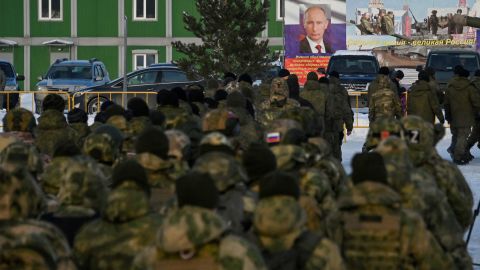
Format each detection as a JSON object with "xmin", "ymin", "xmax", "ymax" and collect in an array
[{"xmin": 304, "ymin": 7, "xmax": 329, "ymax": 43}]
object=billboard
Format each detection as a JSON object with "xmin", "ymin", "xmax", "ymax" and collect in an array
[{"xmin": 284, "ymin": 0, "xmax": 480, "ymax": 84}]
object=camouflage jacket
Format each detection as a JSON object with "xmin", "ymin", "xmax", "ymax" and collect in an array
[
  {"xmin": 407, "ymin": 80, "xmax": 445, "ymax": 124},
  {"xmin": 301, "ymin": 80, "xmax": 329, "ymax": 116},
  {"xmin": 35, "ymin": 110, "xmax": 80, "ymax": 157},
  {"xmin": 257, "ymin": 98, "xmax": 300, "ymax": 127},
  {"xmin": 69, "ymin": 122, "xmax": 91, "ymax": 144},
  {"xmin": 252, "ymin": 196, "xmax": 345, "ymax": 270},
  {"xmin": 337, "ymin": 182, "xmax": 455, "ymax": 269},
  {"xmin": 74, "ymin": 183, "xmax": 162, "ymax": 269},
  {"xmin": 326, "ymin": 77, "xmax": 353, "ymax": 132},
  {"xmin": 444, "ymin": 76, "xmax": 480, "ymax": 127},
  {"xmin": 132, "ymin": 206, "xmax": 267, "ymax": 270}
]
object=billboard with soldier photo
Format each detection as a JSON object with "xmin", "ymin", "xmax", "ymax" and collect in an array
[{"xmin": 346, "ymin": 0, "xmax": 480, "ymax": 67}]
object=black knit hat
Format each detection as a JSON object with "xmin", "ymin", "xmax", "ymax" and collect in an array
[
  {"xmin": 460, "ymin": 68, "xmax": 470, "ymax": 78},
  {"xmin": 176, "ymin": 172, "xmax": 219, "ymax": 209},
  {"xmin": 149, "ymin": 110, "xmax": 165, "ymax": 126},
  {"xmin": 306, "ymin": 71, "xmax": 318, "ymax": 81},
  {"xmin": 104, "ymin": 104, "xmax": 127, "ymax": 121},
  {"xmin": 214, "ymin": 89, "xmax": 228, "ymax": 101},
  {"xmin": 243, "ymin": 142, "xmax": 277, "ymax": 182},
  {"xmin": 418, "ymin": 70, "xmax": 430, "ymax": 82},
  {"xmin": 395, "ymin": 70, "xmax": 404, "ymax": 79},
  {"xmin": 94, "ymin": 124, "xmax": 124, "ymax": 150},
  {"xmin": 226, "ymin": 91, "xmax": 246, "ymax": 108},
  {"xmin": 351, "ymin": 152, "xmax": 388, "ymax": 185},
  {"xmin": 67, "ymin": 108, "xmax": 88, "ymax": 124},
  {"xmin": 112, "ymin": 160, "xmax": 150, "ymax": 196},
  {"xmin": 188, "ymin": 89, "xmax": 205, "ymax": 103},
  {"xmin": 238, "ymin": 73, "xmax": 253, "ymax": 85},
  {"xmin": 135, "ymin": 127, "xmax": 169, "ymax": 159},
  {"xmin": 224, "ymin": 72, "xmax": 237, "ymax": 81},
  {"xmin": 42, "ymin": 94, "xmax": 65, "ymax": 112},
  {"xmin": 171, "ymin": 87, "xmax": 187, "ymax": 101},
  {"xmin": 157, "ymin": 89, "xmax": 179, "ymax": 107},
  {"xmin": 127, "ymin": 97, "xmax": 150, "ymax": 117},
  {"xmin": 259, "ymin": 171, "xmax": 300, "ymax": 200},
  {"xmin": 278, "ymin": 69, "xmax": 290, "ymax": 78},
  {"xmin": 100, "ymin": 100, "xmax": 115, "ymax": 112},
  {"xmin": 379, "ymin": 66, "xmax": 390, "ymax": 75}
]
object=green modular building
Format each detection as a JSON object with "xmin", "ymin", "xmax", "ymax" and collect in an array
[{"xmin": 0, "ymin": 0, "xmax": 285, "ymax": 90}]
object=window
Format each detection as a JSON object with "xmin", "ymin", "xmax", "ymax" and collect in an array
[
  {"xmin": 276, "ymin": 0, "xmax": 284, "ymax": 21},
  {"xmin": 128, "ymin": 71, "xmax": 159, "ymax": 85},
  {"xmin": 94, "ymin": 66, "xmax": 104, "ymax": 79},
  {"xmin": 161, "ymin": 70, "xmax": 188, "ymax": 83},
  {"xmin": 134, "ymin": 0, "xmax": 157, "ymax": 21},
  {"xmin": 39, "ymin": 0, "xmax": 62, "ymax": 21},
  {"xmin": 133, "ymin": 52, "xmax": 157, "ymax": 70}
]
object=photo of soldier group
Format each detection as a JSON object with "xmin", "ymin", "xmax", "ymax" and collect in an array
[{"xmin": 348, "ymin": 0, "xmax": 480, "ymax": 40}]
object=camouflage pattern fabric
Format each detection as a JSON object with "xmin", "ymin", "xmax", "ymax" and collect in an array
[
  {"xmin": 83, "ymin": 132, "xmax": 119, "ymax": 165},
  {"xmin": 74, "ymin": 182, "xmax": 162, "ymax": 270},
  {"xmin": 136, "ymin": 152, "xmax": 188, "ymax": 210},
  {"xmin": 407, "ymin": 80, "xmax": 444, "ymax": 124},
  {"xmin": 69, "ymin": 122, "xmax": 91, "ymax": 145},
  {"xmin": 158, "ymin": 105, "xmax": 192, "ymax": 129},
  {"xmin": 252, "ymin": 196, "xmax": 345, "ymax": 270},
  {"xmin": 132, "ymin": 205, "xmax": 267, "ymax": 270},
  {"xmin": 369, "ymin": 86, "xmax": 402, "ymax": 123},
  {"xmin": 2, "ymin": 107, "xmax": 37, "ymax": 133},
  {"xmin": 257, "ymin": 78, "xmax": 300, "ymax": 127},
  {"xmin": 0, "ymin": 219, "xmax": 77, "ymax": 269},
  {"xmin": 193, "ymin": 151, "xmax": 248, "ymax": 192},
  {"xmin": 337, "ymin": 182, "xmax": 455, "ymax": 270},
  {"xmin": 129, "ymin": 116, "xmax": 152, "ymax": 138},
  {"xmin": 367, "ymin": 74, "xmax": 398, "ymax": 103},
  {"xmin": 0, "ymin": 141, "xmax": 44, "ymax": 177},
  {"xmin": 270, "ymin": 144, "xmax": 307, "ymax": 171},
  {"xmin": 0, "ymin": 167, "xmax": 45, "ymax": 220},
  {"xmin": 279, "ymin": 106, "xmax": 321, "ymax": 137},
  {"xmin": 202, "ymin": 108, "xmax": 237, "ymax": 133},
  {"xmin": 265, "ymin": 119, "xmax": 303, "ymax": 144},
  {"xmin": 301, "ymin": 80, "xmax": 329, "ymax": 130},
  {"xmin": 363, "ymin": 117, "xmax": 404, "ymax": 152},
  {"xmin": 34, "ymin": 110, "xmax": 80, "ymax": 157},
  {"xmin": 165, "ymin": 129, "xmax": 191, "ymax": 162}
]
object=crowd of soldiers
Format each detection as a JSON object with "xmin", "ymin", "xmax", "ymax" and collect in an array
[
  {"xmin": 0, "ymin": 65, "xmax": 476, "ymax": 269},
  {"xmin": 359, "ymin": 8, "xmax": 395, "ymax": 35}
]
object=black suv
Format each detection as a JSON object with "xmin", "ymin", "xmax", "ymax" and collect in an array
[{"xmin": 73, "ymin": 64, "xmax": 205, "ymax": 113}]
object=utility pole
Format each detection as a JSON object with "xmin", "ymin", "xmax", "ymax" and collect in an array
[{"xmin": 123, "ymin": 15, "xmax": 128, "ymax": 93}]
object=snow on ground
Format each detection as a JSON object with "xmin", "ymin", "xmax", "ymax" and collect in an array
[{"xmin": 5, "ymin": 94, "xmax": 480, "ymax": 266}]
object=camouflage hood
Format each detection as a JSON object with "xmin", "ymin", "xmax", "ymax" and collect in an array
[
  {"xmin": 36, "ymin": 110, "xmax": 68, "ymax": 131},
  {"xmin": 375, "ymin": 137, "xmax": 413, "ymax": 190},
  {"xmin": 337, "ymin": 182, "xmax": 401, "ymax": 210},
  {"xmin": 253, "ymin": 196, "xmax": 306, "ymax": 251},
  {"xmin": 271, "ymin": 145, "xmax": 307, "ymax": 171},
  {"xmin": 69, "ymin": 122, "xmax": 90, "ymax": 138},
  {"xmin": 103, "ymin": 182, "xmax": 150, "ymax": 223},
  {"xmin": 449, "ymin": 76, "xmax": 471, "ymax": 91},
  {"xmin": 156, "ymin": 206, "xmax": 227, "ymax": 252}
]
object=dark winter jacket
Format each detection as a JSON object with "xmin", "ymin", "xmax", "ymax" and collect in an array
[
  {"xmin": 444, "ymin": 77, "xmax": 480, "ymax": 127},
  {"xmin": 407, "ymin": 80, "xmax": 444, "ymax": 124}
]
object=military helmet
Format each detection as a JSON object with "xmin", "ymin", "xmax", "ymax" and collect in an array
[
  {"xmin": 0, "ymin": 142, "xmax": 44, "ymax": 176},
  {"xmin": 401, "ymin": 116, "xmax": 434, "ymax": 165},
  {"xmin": 165, "ymin": 129, "xmax": 191, "ymax": 161},
  {"xmin": 270, "ymin": 77, "xmax": 289, "ymax": 101},
  {"xmin": 201, "ymin": 108, "xmax": 240, "ymax": 136},
  {"xmin": 270, "ymin": 144, "xmax": 307, "ymax": 171},
  {"xmin": 365, "ymin": 117, "xmax": 404, "ymax": 151},
  {"xmin": 2, "ymin": 108, "xmax": 36, "ymax": 133},
  {"xmin": 192, "ymin": 151, "xmax": 248, "ymax": 192}
]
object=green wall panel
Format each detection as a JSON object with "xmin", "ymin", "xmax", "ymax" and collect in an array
[
  {"xmin": 0, "ymin": 1, "xmax": 23, "ymax": 37},
  {"xmin": 78, "ymin": 0, "xmax": 117, "ymax": 37},
  {"xmin": 77, "ymin": 46, "xmax": 119, "ymax": 79},
  {"xmin": 125, "ymin": 0, "xmax": 166, "ymax": 37},
  {"xmin": 30, "ymin": 0, "xmax": 71, "ymax": 37},
  {"xmin": 127, "ymin": 46, "xmax": 166, "ymax": 72},
  {"xmin": 172, "ymin": 0, "xmax": 198, "ymax": 37},
  {"xmin": 268, "ymin": 0, "xmax": 283, "ymax": 37},
  {"xmin": 13, "ymin": 47, "xmax": 25, "ymax": 90},
  {"xmin": 29, "ymin": 46, "xmax": 50, "ymax": 90}
]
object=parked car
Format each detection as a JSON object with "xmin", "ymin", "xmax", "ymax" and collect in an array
[
  {"xmin": 321, "ymin": 50, "xmax": 380, "ymax": 107},
  {"xmin": 35, "ymin": 58, "xmax": 110, "ymax": 113},
  {"xmin": 0, "ymin": 60, "xmax": 25, "ymax": 109},
  {"xmin": 73, "ymin": 64, "xmax": 205, "ymax": 114}
]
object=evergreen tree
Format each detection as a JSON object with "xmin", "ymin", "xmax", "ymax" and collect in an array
[{"xmin": 172, "ymin": 0, "xmax": 273, "ymax": 79}]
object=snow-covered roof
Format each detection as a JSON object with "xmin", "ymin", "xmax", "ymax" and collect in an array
[
  {"xmin": 0, "ymin": 39, "xmax": 17, "ymax": 46},
  {"xmin": 42, "ymin": 39, "xmax": 74, "ymax": 46}
]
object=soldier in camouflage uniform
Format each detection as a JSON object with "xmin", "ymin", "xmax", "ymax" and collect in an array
[
  {"xmin": 74, "ymin": 160, "xmax": 162, "ymax": 269},
  {"xmin": 257, "ymin": 78, "xmax": 300, "ymax": 127},
  {"xmin": 401, "ymin": 116, "xmax": 474, "ymax": 232},
  {"xmin": 250, "ymin": 171, "xmax": 345, "ymax": 269},
  {"xmin": 135, "ymin": 127, "xmax": 187, "ymax": 211},
  {"xmin": 0, "ymin": 141, "xmax": 44, "ymax": 180},
  {"xmin": 270, "ymin": 144, "xmax": 341, "ymax": 241},
  {"xmin": 300, "ymin": 71, "xmax": 329, "ymax": 134},
  {"xmin": 338, "ymin": 152, "xmax": 455, "ymax": 269},
  {"xmin": 202, "ymin": 108, "xmax": 246, "ymax": 152},
  {"xmin": 407, "ymin": 71, "xmax": 445, "ymax": 124},
  {"xmin": 193, "ymin": 150, "xmax": 255, "ymax": 234},
  {"xmin": 325, "ymin": 73, "xmax": 353, "ymax": 161},
  {"xmin": 0, "ymin": 167, "xmax": 76, "ymax": 269},
  {"xmin": 34, "ymin": 109, "xmax": 80, "ymax": 158},
  {"xmin": 376, "ymin": 136, "xmax": 472, "ymax": 269},
  {"xmin": 362, "ymin": 117, "xmax": 404, "ymax": 152},
  {"xmin": 467, "ymin": 69, "xmax": 480, "ymax": 155},
  {"xmin": 368, "ymin": 67, "xmax": 402, "ymax": 123},
  {"xmin": 165, "ymin": 129, "xmax": 192, "ymax": 164},
  {"xmin": 2, "ymin": 107, "xmax": 37, "ymax": 145},
  {"xmin": 132, "ymin": 172, "xmax": 267, "ymax": 270}
]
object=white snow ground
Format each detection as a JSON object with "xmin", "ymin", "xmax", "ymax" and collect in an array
[{"xmin": 5, "ymin": 93, "xmax": 480, "ymax": 267}]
